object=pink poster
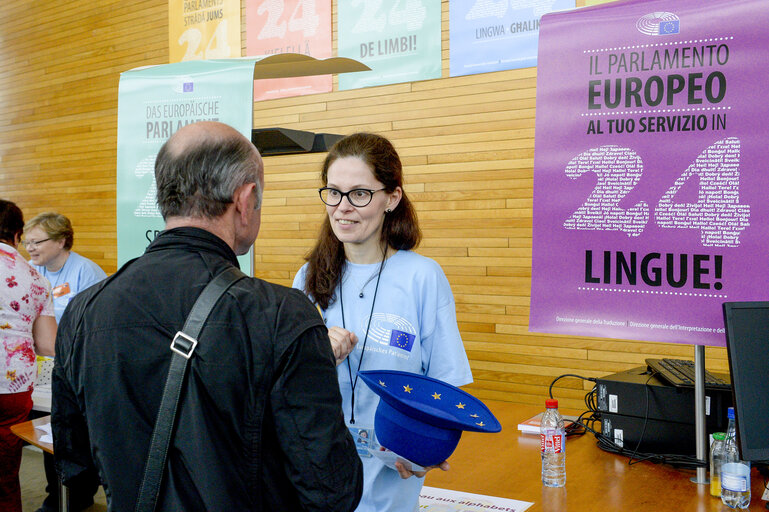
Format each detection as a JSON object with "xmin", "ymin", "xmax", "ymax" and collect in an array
[
  {"xmin": 529, "ymin": 0, "xmax": 769, "ymax": 346},
  {"xmin": 246, "ymin": 0, "xmax": 332, "ymax": 100}
]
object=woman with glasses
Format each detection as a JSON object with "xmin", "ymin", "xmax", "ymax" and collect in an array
[
  {"xmin": 23, "ymin": 212, "xmax": 104, "ymax": 512},
  {"xmin": 0, "ymin": 199, "xmax": 56, "ymax": 512},
  {"xmin": 24, "ymin": 213, "xmax": 106, "ymax": 324},
  {"xmin": 293, "ymin": 133, "xmax": 472, "ymax": 512}
]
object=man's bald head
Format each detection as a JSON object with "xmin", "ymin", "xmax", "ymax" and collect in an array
[
  {"xmin": 155, "ymin": 121, "xmax": 263, "ymax": 220},
  {"xmin": 163, "ymin": 121, "xmax": 243, "ymax": 158}
]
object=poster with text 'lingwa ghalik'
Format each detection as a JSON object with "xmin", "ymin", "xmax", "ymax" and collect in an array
[
  {"xmin": 529, "ymin": 0, "xmax": 769, "ymax": 346},
  {"xmin": 449, "ymin": 0, "xmax": 575, "ymax": 77},
  {"xmin": 246, "ymin": 0, "xmax": 333, "ymax": 100}
]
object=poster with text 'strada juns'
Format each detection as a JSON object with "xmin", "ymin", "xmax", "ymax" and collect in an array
[{"xmin": 529, "ymin": 0, "xmax": 769, "ymax": 347}]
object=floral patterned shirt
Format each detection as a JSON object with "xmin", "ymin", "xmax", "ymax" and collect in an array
[{"xmin": 0, "ymin": 242, "xmax": 54, "ymax": 394}]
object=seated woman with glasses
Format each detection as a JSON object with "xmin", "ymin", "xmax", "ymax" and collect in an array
[
  {"xmin": 24, "ymin": 213, "xmax": 107, "ymax": 323},
  {"xmin": 0, "ymin": 199, "xmax": 56, "ymax": 512},
  {"xmin": 292, "ymin": 133, "xmax": 472, "ymax": 512},
  {"xmin": 23, "ymin": 212, "xmax": 105, "ymax": 512}
]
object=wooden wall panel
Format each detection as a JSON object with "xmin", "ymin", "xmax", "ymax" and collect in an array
[
  {"xmin": 0, "ymin": 0, "xmax": 728, "ymax": 409},
  {"xmin": 0, "ymin": 0, "xmax": 167, "ymax": 273}
]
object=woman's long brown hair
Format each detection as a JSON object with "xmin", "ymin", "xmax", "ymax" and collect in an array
[{"xmin": 303, "ymin": 133, "xmax": 421, "ymax": 309}]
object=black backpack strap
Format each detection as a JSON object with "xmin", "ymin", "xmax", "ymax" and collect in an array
[{"xmin": 134, "ymin": 266, "xmax": 247, "ymax": 512}]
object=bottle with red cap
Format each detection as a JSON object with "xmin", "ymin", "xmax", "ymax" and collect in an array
[{"xmin": 541, "ymin": 398, "xmax": 566, "ymax": 487}]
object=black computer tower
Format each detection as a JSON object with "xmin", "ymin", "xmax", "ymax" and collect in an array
[{"xmin": 595, "ymin": 366, "xmax": 732, "ymax": 456}]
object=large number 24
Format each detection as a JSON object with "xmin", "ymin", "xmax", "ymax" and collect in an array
[
  {"xmin": 257, "ymin": 0, "xmax": 320, "ymax": 40},
  {"xmin": 466, "ymin": 0, "xmax": 554, "ymax": 20},
  {"xmin": 563, "ymin": 137, "xmax": 750, "ymax": 248},
  {"xmin": 178, "ymin": 20, "xmax": 232, "ymax": 61},
  {"xmin": 351, "ymin": 0, "xmax": 426, "ymax": 34}
]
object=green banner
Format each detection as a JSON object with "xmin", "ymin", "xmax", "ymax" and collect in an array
[
  {"xmin": 116, "ymin": 59, "xmax": 256, "ymax": 271},
  {"xmin": 338, "ymin": 0, "xmax": 440, "ymax": 90}
]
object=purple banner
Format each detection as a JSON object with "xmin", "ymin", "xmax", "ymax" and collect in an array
[{"xmin": 529, "ymin": 0, "xmax": 769, "ymax": 346}]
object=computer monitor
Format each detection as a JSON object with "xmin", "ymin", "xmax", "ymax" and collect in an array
[{"xmin": 722, "ymin": 301, "xmax": 769, "ymax": 463}]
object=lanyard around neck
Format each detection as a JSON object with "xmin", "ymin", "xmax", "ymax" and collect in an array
[{"xmin": 341, "ymin": 254, "xmax": 386, "ymax": 424}]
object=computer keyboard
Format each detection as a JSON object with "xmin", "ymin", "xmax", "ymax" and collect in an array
[{"xmin": 645, "ymin": 358, "xmax": 732, "ymax": 390}]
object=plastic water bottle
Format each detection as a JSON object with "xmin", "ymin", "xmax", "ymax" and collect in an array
[
  {"xmin": 721, "ymin": 407, "xmax": 750, "ymax": 508},
  {"xmin": 709, "ymin": 432, "xmax": 725, "ymax": 497},
  {"xmin": 540, "ymin": 398, "xmax": 566, "ymax": 487}
]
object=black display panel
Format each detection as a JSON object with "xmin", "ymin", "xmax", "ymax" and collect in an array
[{"xmin": 722, "ymin": 301, "xmax": 769, "ymax": 462}]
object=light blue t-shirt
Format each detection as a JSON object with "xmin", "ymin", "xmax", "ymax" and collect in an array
[
  {"xmin": 293, "ymin": 250, "xmax": 473, "ymax": 512},
  {"xmin": 33, "ymin": 251, "xmax": 107, "ymax": 322}
]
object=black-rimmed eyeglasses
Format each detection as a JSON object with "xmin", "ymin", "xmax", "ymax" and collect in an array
[
  {"xmin": 319, "ymin": 187, "xmax": 385, "ymax": 207},
  {"xmin": 22, "ymin": 238, "xmax": 51, "ymax": 249}
]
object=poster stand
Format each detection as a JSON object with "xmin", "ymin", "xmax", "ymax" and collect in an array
[{"xmin": 691, "ymin": 345, "xmax": 708, "ymax": 485}]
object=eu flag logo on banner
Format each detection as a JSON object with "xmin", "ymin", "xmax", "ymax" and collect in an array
[
  {"xmin": 389, "ymin": 330, "xmax": 416, "ymax": 352},
  {"xmin": 183, "ymin": 82, "xmax": 194, "ymax": 92},
  {"xmin": 658, "ymin": 20, "xmax": 680, "ymax": 35}
]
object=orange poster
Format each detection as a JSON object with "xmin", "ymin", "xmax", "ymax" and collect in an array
[
  {"xmin": 246, "ymin": 0, "xmax": 332, "ymax": 101},
  {"xmin": 169, "ymin": 0, "xmax": 241, "ymax": 62}
]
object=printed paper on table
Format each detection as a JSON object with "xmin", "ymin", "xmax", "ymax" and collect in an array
[{"xmin": 419, "ymin": 486, "xmax": 533, "ymax": 512}]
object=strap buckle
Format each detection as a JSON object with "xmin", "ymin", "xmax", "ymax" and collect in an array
[{"xmin": 170, "ymin": 331, "xmax": 198, "ymax": 359}]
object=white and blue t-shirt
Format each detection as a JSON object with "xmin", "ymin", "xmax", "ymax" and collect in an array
[
  {"xmin": 293, "ymin": 250, "xmax": 472, "ymax": 512},
  {"xmin": 33, "ymin": 251, "xmax": 107, "ymax": 322}
]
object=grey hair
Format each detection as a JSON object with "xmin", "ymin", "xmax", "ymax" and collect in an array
[{"xmin": 155, "ymin": 134, "xmax": 262, "ymax": 219}]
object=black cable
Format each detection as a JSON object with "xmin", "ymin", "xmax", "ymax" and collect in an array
[
  {"xmin": 549, "ymin": 375, "xmax": 707, "ymax": 470},
  {"xmin": 627, "ymin": 372, "xmax": 655, "ymax": 466},
  {"xmin": 548, "ymin": 373, "xmax": 597, "ymax": 399},
  {"xmin": 546, "ymin": 374, "xmax": 598, "ymax": 437}
]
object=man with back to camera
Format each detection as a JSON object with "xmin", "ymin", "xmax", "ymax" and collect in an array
[{"xmin": 50, "ymin": 121, "xmax": 364, "ymax": 511}]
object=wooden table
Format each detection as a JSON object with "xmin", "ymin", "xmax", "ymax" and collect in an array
[
  {"xmin": 426, "ymin": 401, "xmax": 768, "ymax": 511},
  {"xmin": 11, "ymin": 415, "xmax": 69, "ymax": 512},
  {"xmin": 11, "ymin": 415, "xmax": 53, "ymax": 453}
]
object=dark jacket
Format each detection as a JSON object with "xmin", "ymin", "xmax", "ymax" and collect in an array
[{"xmin": 52, "ymin": 227, "xmax": 363, "ymax": 511}]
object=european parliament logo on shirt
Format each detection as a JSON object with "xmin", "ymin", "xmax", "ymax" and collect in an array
[{"xmin": 389, "ymin": 329, "xmax": 416, "ymax": 352}]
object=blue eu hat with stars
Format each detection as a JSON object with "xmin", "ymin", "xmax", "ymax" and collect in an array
[{"xmin": 358, "ymin": 369, "xmax": 502, "ymax": 467}]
